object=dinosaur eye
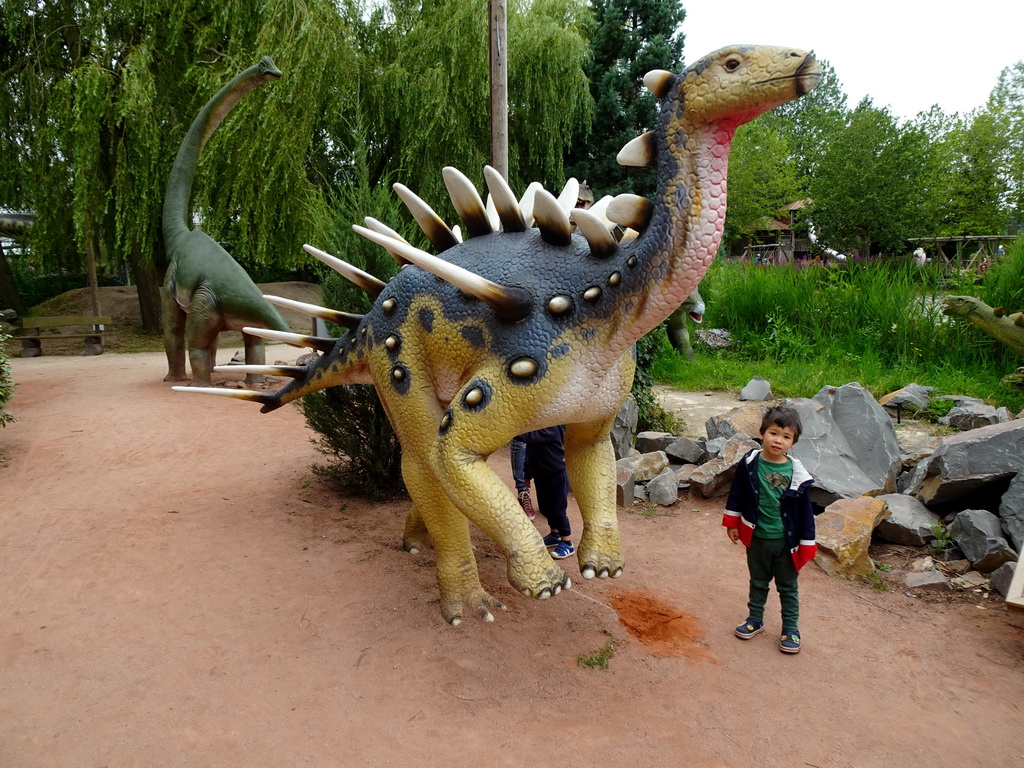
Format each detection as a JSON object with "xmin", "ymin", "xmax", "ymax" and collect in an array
[{"xmin": 724, "ymin": 58, "xmax": 741, "ymax": 72}]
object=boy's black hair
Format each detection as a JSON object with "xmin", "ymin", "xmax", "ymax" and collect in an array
[{"xmin": 760, "ymin": 405, "xmax": 802, "ymax": 442}]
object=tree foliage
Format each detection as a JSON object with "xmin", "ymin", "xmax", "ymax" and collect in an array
[{"xmin": 564, "ymin": 0, "xmax": 684, "ymax": 197}]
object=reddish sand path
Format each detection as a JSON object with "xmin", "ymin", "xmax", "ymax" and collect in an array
[{"xmin": 1, "ymin": 349, "xmax": 1022, "ymax": 767}]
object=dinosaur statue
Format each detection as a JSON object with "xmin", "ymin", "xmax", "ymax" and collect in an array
[
  {"xmin": 179, "ymin": 45, "xmax": 820, "ymax": 625},
  {"xmin": 161, "ymin": 57, "xmax": 292, "ymax": 387},
  {"xmin": 666, "ymin": 288, "xmax": 705, "ymax": 360},
  {"xmin": 943, "ymin": 295, "xmax": 1024, "ymax": 358}
]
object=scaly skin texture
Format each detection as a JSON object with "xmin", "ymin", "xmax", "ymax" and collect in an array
[
  {"xmin": 183, "ymin": 45, "xmax": 819, "ymax": 625},
  {"xmin": 943, "ymin": 295, "xmax": 1024, "ymax": 358},
  {"xmin": 161, "ymin": 57, "xmax": 291, "ymax": 387}
]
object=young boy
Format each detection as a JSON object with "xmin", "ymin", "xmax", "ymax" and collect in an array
[{"xmin": 722, "ymin": 405, "xmax": 816, "ymax": 654}]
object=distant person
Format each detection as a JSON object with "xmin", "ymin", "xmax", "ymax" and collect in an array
[
  {"xmin": 723, "ymin": 405, "xmax": 816, "ymax": 654},
  {"xmin": 519, "ymin": 426, "xmax": 574, "ymax": 559},
  {"xmin": 913, "ymin": 247, "xmax": 927, "ymax": 266},
  {"xmin": 997, "ymin": 244, "xmax": 1006, "ymax": 258}
]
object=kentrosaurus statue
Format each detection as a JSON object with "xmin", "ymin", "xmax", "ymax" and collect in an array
[
  {"xmin": 162, "ymin": 57, "xmax": 292, "ymax": 386},
  {"xmin": 179, "ymin": 45, "xmax": 820, "ymax": 625}
]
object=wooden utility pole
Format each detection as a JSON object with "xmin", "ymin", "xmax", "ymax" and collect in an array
[{"xmin": 489, "ymin": 0, "xmax": 508, "ymax": 180}]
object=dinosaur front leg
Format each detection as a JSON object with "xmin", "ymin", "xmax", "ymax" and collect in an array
[
  {"xmin": 402, "ymin": 455, "xmax": 506, "ymax": 625},
  {"xmin": 161, "ymin": 285, "xmax": 189, "ymax": 382},
  {"xmin": 183, "ymin": 289, "xmax": 222, "ymax": 386},
  {"xmin": 402, "ymin": 504, "xmax": 430, "ymax": 554},
  {"xmin": 564, "ymin": 416, "xmax": 624, "ymax": 580}
]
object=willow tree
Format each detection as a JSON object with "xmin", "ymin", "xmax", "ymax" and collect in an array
[{"xmin": 0, "ymin": 0, "xmax": 353, "ymax": 328}]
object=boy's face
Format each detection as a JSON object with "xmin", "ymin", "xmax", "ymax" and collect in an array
[{"xmin": 760, "ymin": 423, "xmax": 797, "ymax": 462}]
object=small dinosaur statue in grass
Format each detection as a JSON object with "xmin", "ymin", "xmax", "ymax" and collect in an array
[
  {"xmin": 179, "ymin": 45, "xmax": 819, "ymax": 625},
  {"xmin": 943, "ymin": 295, "xmax": 1024, "ymax": 358},
  {"xmin": 666, "ymin": 288, "xmax": 705, "ymax": 360},
  {"xmin": 161, "ymin": 57, "xmax": 292, "ymax": 387}
]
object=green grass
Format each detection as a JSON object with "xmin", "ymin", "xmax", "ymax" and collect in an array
[
  {"xmin": 653, "ymin": 239, "xmax": 1024, "ymax": 414},
  {"xmin": 577, "ymin": 639, "xmax": 617, "ymax": 669}
]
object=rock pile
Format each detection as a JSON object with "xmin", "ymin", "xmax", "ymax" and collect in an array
[{"xmin": 613, "ymin": 380, "xmax": 1024, "ymax": 605}]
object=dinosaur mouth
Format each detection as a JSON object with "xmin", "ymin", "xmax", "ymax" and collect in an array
[
  {"xmin": 756, "ymin": 54, "xmax": 821, "ymax": 97},
  {"xmin": 688, "ymin": 311, "xmax": 704, "ymax": 324}
]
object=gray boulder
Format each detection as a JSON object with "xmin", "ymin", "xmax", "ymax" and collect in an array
[
  {"xmin": 611, "ymin": 396, "xmax": 639, "ymax": 460},
  {"xmin": 905, "ymin": 569, "xmax": 951, "ymax": 592},
  {"xmin": 647, "ymin": 467, "xmax": 680, "ymax": 506},
  {"xmin": 905, "ymin": 420, "xmax": 1024, "ymax": 506},
  {"xmin": 635, "ymin": 431, "xmax": 677, "ymax": 454},
  {"xmin": 948, "ymin": 509, "xmax": 1018, "ymax": 573},
  {"xmin": 990, "ymin": 561, "xmax": 1017, "ymax": 598},
  {"xmin": 940, "ymin": 401, "xmax": 1002, "ymax": 430},
  {"xmin": 616, "ymin": 451, "xmax": 669, "ymax": 483},
  {"xmin": 739, "ymin": 376, "xmax": 773, "ymax": 401},
  {"xmin": 615, "ymin": 465, "xmax": 635, "ymax": 508},
  {"xmin": 690, "ymin": 434, "xmax": 759, "ymax": 498},
  {"xmin": 706, "ymin": 404, "xmax": 765, "ymax": 441},
  {"xmin": 785, "ymin": 383, "xmax": 902, "ymax": 506},
  {"xmin": 704, "ymin": 436, "xmax": 728, "ymax": 460},
  {"xmin": 878, "ymin": 383, "xmax": 934, "ymax": 413},
  {"xmin": 665, "ymin": 436, "xmax": 707, "ymax": 465},
  {"xmin": 874, "ymin": 494, "xmax": 941, "ymax": 546},
  {"xmin": 998, "ymin": 472, "xmax": 1024, "ymax": 551}
]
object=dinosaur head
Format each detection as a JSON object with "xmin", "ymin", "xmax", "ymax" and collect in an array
[
  {"xmin": 943, "ymin": 294, "xmax": 985, "ymax": 318},
  {"xmin": 649, "ymin": 45, "xmax": 819, "ymax": 130},
  {"xmin": 257, "ymin": 56, "xmax": 283, "ymax": 82}
]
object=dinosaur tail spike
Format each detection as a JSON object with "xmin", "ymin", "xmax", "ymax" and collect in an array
[
  {"xmin": 393, "ymin": 183, "xmax": 461, "ymax": 253},
  {"xmin": 172, "ymin": 385, "xmax": 279, "ymax": 408},
  {"xmin": 556, "ymin": 178, "xmax": 580, "ymax": 214},
  {"xmin": 532, "ymin": 188, "xmax": 572, "ymax": 247},
  {"xmin": 302, "ymin": 244, "xmax": 387, "ymax": 298},
  {"xmin": 442, "ymin": 167, "xmax": 493, "ymax": 239},
  {"xmin": 352, "ymin": 225, "xmax": 533, "ymax": 322},
  {"xmin": 607, "ymin": 194, "xmax": 654, "ymax": 234},
  {"xmin": 643, "ymin": 69, "xmax": 676, "ymax": 99},
  {"xmin": 213, "ymin": 364, "xmax": 307, "ymax": 379},
  {"xmin": 617, "ymin": 131, "xmax": 656, "ymax": 167},
  {"xmin": 262, "ymin": 294, "xmax": 363, "ymax": 331},
  {"xmin": 570, "ymin": 208, "xmax": 619, "ymax": 260},
  {"xmin": 243, "ymin": 326, "xmax": 336, "ymax": 353},
  {"xmin": 483, "ymin": 166, "xmax": 527, "ymax": 233}
]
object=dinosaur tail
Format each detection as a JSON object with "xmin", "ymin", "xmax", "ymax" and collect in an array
[{"xmin": 162, "ymin": 57, "xmax": 282, "ymax": 248}]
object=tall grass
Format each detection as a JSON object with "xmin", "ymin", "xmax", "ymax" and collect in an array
[{"xmin": 654, "ymin": 237, "xmax": 1024, "ymax": 412}]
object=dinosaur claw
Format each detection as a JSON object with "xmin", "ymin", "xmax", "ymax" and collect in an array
[
  {"xmin": 538, "ymin": 588, "xmax": 552, "ymax": 600},
  {"xmin": 598, "ymin": 567, "xmax": 610, "ymax": 579},
  {"xmin": 450, "ymin": 616, "xmax": 463, "ymax": 627},
  {"xmin": 480, "ymin": 610, "xmax": 495, "ymax": 622},
  {"xmin": 581, "ymin": 566, "xmax": 596, "ymax": 580},
  {"xmin": 553, "ymin": 584, "xmax": 561, "ymax": 595},
  {"xmin": 611, "ymin": 568, "xmax": 623, "ymax": 579},
  {"xmin": 406, "ymin": 546, "xmax": 420, "ymax": 555}
]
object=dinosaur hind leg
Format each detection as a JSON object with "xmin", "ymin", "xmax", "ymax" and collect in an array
[
  {"xmin": 162, "ymin": 285, "xmax": 189, "ymax": 382},
  {"xmin": 183, "ymin": 291, "xmax": 223, "ymax": 386},
  {"xmin": 402, "ymin": 455, "xmax": 505, "ymax": 625},
  {"xmin": 564, "ymin": 417, "xmax": 625, "ymax": 580},
  {"xmin": 241, "ymin": 332, "xmax": 267, "ymax": 386}
]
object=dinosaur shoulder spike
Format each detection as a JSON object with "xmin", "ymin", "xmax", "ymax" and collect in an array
[
  {"xmin": 451, "ymin": 224, "xmax": 463, "ymax": 243},
  {"xmin": 532, "ymin": 188, "xmax": 572, "ymax": 247},
  {"xmin": 556, "ymin": 178, "xmax": 580, "ymax": 214},
  {"xmin": 442, "ymin": 167, "xmax": 493, "ymax": 239},
  {"xmin": 588, "ymin": 195, "xmax": 616, "ymax": 228},
  {"xmin": 393, "ymin": 183, "xmax": 461, "ymax": 252},
  {"xmin": 607, "ymin": 194, "xmax": 653, "ymax": 234},
  {"xmin": 172, "ymin": 385, "xmax": 278, "ymax": 407},
  {"xmin": 242, "ymin": 326, "xmax": 336, "ymax": 353},
  {"xmin": 570, "ymin": 209, "xmax": 618, "ymax": 260},
  {"xmin": 617, "ymin": 131, "xmax": 656, "ymax": 167},
  {"xmin": 518, "ymin": 181, "xmax": 544, "ymax": 228},
  {"xmin": 352, "ymin": 225, "xmax": 532, "ymax": 322},
  {"xmin": 262, "ymin": 294, "xmax": 363, "ymax": 331},
  {"xmin": 213, "ymin": 364, "xmax": 307, "ymax": 379},
  {"xmin": 362, "ymin": 218, "xmax": 410, "ymax": 265},
  {"xmin": 643, "ymin": 69, "xmax": 675, "ymax": 99},
  {"xmin": 485, "ymin": 194, "xmax": 500, "ymax": 231},
  {"xmin": 483, "ymin": 166, "xmax": 527, "ymax": 232},
  {"xmin": 302, "ymin": 244, "xmax": 386, "ymax": 298}
]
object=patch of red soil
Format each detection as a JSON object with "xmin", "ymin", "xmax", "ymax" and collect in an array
[{"xmin": 609, "ymin": 588, "xmax": 716, "ymax": 662}]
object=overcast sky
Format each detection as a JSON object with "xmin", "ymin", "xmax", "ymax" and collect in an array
[{"xmin": 679, "ymin": 0, "xmax": 1024, "ymax": 121}]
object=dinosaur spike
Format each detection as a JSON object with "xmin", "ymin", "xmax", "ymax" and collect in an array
[
  {"xmin": 452, "ymin": 224, "xmax": 464, "ymax": 243},
  {"xmin": 570, "ymin": 209, "xmax": 619, "ymax": 260},
  {"xmin": 393, "ymin": 183, "xmax": 461, "ymax": 252},
  {"xmin": 617, "ymin": 131, "xmax": 656, "ymax": 167},
  {"xmin": 994, "ymin": 306, "xmax": 1005, "ymax": 318},
  {"xmin": 485, "ymin": 194, "xmax": 501, "ymax": 231},
  {"xmin": 643, "ymin": 69, "xmax": 675, "ymax": 99},
  {"xmin": 518, "ymin": 181, "xmax": 544, "ymax": 228},
  {"xmin": 556, "ymin": 178, "xmax": 580, "ymax": 214},
  {"xmin": 242, "ymin": 326, "xmax": 336, "ymax": 353},
  {"xmin": 532, "ymin": 188, "xmax": 572, "ymax": 247},
  {"xmin": 362, "ymin": 216, "xmax": 408, "ymax": 245},
  {"xmin": 172, "ymin": 386, "xmax": 278, "ymax": 407},
  {"xmin": 483, "ymin": 166, "xmax": 527, "ymax": 232},
  {"xmin": 607, "ymin": 194, "xmax": 653, "ymax": 233},
  {"xmin": 302, "ymin": 244, "xmax": 386, "ymax": 298},
  {"xmin": 262, "ymin": 294, "xmax": 363, "ymax": 331},
  {"xmin": 213, "ymin": 364, "xmax": 307, "ymax": 379},
  {"xmin": 352, "ymin": 225, "xmax": 532, "ymax": 321},
  {"xmin": 1013, "ymin": 313, "xmax": 1024, "ymax": 328},
  {"xmin": 442, "ymin": 167, "xmax": 493, "ymax": 238},
  {"xmin": 588, "ymin": 195, "xmax": 615, "ymax": 228}
]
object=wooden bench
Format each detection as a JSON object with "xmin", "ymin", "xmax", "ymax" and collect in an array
[{"xmin": 17, "ymin": 315, "xmax": 113, "ymax": 357}]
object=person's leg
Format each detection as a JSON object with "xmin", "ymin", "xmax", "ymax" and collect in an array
[
  {"xmin": 510, "ymin": 437, "xmax": 528, "ymax": 492},
  {"xmin": 745, "ymin": 537, "xmax": 774, "ymax": 624},
  {"xmin": 773, "ymin": 543, "xmax": 800, "ymax": 632}
]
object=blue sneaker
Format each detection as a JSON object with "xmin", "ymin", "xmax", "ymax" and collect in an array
[
  {"xmin": 551, "ymin": 540, "xmax": 575, "ymax": 559},
  {"xmin": 734, "ymin": 618, "xmax": 764, "ymax": 639},
  {"xmin": 779, "ymin": 630, "xmax": 801, "ymax": 654},
  {"xmin": 543, "ymin": 532, "xmax": 562, "ymax": 547}
]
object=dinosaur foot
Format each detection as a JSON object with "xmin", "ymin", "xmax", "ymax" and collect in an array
[
  {"xmin": 441, "ymin": 589, "xmax": 508, "ymax": 626},
  {"xmin": 507, "ymin": 558, "xmax": 572, "ymax": 600},
  {"xmin": 163, "ymin": 373, "xmax": 188, "ymax": 382},
  {"xmin": 577, "ymin": 537, "xmax": 624, "ymax": 580}
]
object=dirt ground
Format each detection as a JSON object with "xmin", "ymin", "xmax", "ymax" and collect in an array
[{"xmin": 2, "ymin": 344, "xmax": 1024, "ymax": 768}]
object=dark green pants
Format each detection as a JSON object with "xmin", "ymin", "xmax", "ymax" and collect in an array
[{"xmin": 746, "ymin": 536, "xmax": 799, "ymax": 630}]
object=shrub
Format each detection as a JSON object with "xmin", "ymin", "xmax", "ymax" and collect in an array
[{"xmin": 0, "ymin": 331, "xmax": 15, "ymax": 427}]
